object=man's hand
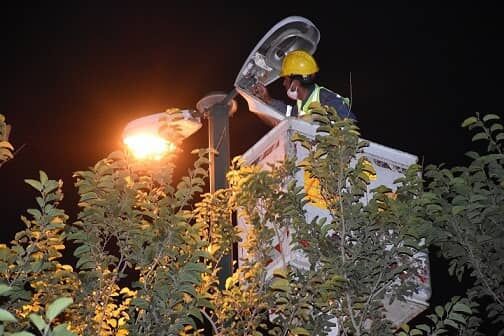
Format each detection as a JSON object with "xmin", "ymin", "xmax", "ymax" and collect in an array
[{"xmin": 251, "ymin": 83, "xmax": 272, "ymax": 104}]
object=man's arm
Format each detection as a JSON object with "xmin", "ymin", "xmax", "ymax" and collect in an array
[{"xmin": 252, "ymin": 83, "xmax": 289, "ymax": 114}]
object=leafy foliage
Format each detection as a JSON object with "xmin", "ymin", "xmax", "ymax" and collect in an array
[
  {"xmin": 69, "ymin": 148, "xmax": 213, "ymax": 335},
  {"xmin": 398, "ymin": 296, "xmax": 473, "ymax": 336},
  {"xmin": 1, "ymin": 108, "xmax": 503, "ymax": 336},
  {"xmin": 0, "ymin": 170, "xmax": 79, "ymax": 335},
  {"xmin": 287, "ymin": 104, "xmax": 426, "ymax": 335},
  {"xmin": 410, "ymin": 112, "xmax": 504, "ymax": 335},
  {"xmin": 213, "ymin": 156, "xmax": 331, "ymax": 335},
  {"xmin": 0, "ymin": 114, "xmax": 14, "ymax": 167}
]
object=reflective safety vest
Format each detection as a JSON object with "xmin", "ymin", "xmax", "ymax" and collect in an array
[{"xmin": 297, "ymin": 84, "xmax": 322, "ymax": 116}]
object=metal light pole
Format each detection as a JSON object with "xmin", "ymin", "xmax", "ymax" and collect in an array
[{"xmin": 197, "ymin": 89, "xmax": 237, "ymax": 289}]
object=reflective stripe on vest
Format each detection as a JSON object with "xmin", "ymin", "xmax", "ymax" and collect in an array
[{"xmin": 297, "ymin": 84, "xmax": 321, "ymax": 116}]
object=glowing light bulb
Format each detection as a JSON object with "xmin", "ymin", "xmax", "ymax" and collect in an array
[{"xmin": 123, "ymin": 133, "xmax": 174, "ymax": 160}]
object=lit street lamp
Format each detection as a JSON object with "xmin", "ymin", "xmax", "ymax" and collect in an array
[
  {"xmin": 122, "ymin": 109, "xmax": 203, "ymax": 160},
  {"xmin": 122, "ymin": 98, "xmax": 237, "ymax": 289}
]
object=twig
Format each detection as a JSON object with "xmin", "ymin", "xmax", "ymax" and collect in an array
[{"xmin": 201, "ymin": 309, "xmax": 219, "ymax": 335}]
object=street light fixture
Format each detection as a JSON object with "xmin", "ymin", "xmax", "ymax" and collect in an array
[{"xmin": 122, "ymin": 109, "xmax": 202, "ymax": 160}]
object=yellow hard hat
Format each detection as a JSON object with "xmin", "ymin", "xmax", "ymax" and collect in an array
[{"xmin": 280, "ymin": 50, "xmax": 319, "ymax": 77}]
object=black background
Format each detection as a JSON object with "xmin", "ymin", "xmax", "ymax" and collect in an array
[{"xmin": 1, "ymin": 3, "xmax": 502, "ymax": 334}]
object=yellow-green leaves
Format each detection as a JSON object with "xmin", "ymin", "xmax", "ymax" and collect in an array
[
  {"xmin": 272, "ymin": 267, "xmax": 288, "ymax": 279},
  {"xmin": 291, "ymin": 327, "xmax": 310, "ymax": 335},
  {"xmin": 461, "ymin": 116, "xmax": 478, "ymax": 128},
  {"xmin": 0, "ymin": 114, "xmax": 14, "ymax": 164},
  {"xmin": 270, "ymin": 278, "xmax": 289, "ymax": 292}
]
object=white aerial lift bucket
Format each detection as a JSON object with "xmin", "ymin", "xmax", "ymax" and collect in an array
[
  {"xmin": 237, "ymin": 118, "xmax": 431, "ymax": 333},
  {"xmin": 233, "ymin": 16, "xmax": 431, "ymax": 334}
]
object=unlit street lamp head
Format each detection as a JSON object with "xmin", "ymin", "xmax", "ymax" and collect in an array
[
  {"xmin": 196, "ymin": 92, "xmax": 238, "ymax": 118},
  {"xmin": 123, "ymin": 109, "xmax": 202, "ymax": 161}
]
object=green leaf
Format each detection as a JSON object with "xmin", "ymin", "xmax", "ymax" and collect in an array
[
  {"xmin": 73, "ymin": 244, "xmax": 90, "ymax": 257},
  {"xmin": 291, "ymin": 327, "xmax": 310, "ymax": 335},
  {"xmin": 46, "ymin": 297, "xmax": 73, "ymax": 322},
  {"xmin": 464, "ymin": 151, "xmax": 480, "ymax": 160},
  {"xmin": 27, "ymin": 208, "xmax": 42, "ymax": 219},
  {"xmin": 76, "ymin": 256, "xmax": 94, "ymax": 269},
  {"xmin": 482, "ymin": 114, "xmax": 500, "ymax": 122},
  {"xmin": 53, "ymin": 323, "xmax": 76, "ymax": 336},
  {"xmin": 451, "ymin": 205, "xmax": 465, "ymax": 215},
  {"xmin": 188, "ymin": 308, "xmax": 203, "ymax": 322},
  {"xmin": 0, "ymin": 284, "xmax": 12, "ymax": 296},
  {"xmin": 179, "ymin": 271, "xmax": 201, "ymax": 284},
  {"xmin": 471, "ymin": 132, "xmax": 488, "ymax": 142},
  {"xmin": 435, "ymin": 305, "xmax": 444, "ymax": 318},
  {"xmin": 39, "ymin": 170, "xmax": 49, "ymax": 185},
  {"xmin": 0, "ymin": 308, "xmax": 17, "ymax": 322},
  {"xmin": 453, "ymin": 302, "xmax": 472, "ymax": 315},
  {"xmin": 183, "ymin": 262, "xmax": 208, "ymax": 273},
  {"xmin": 29, "ymin": 313, "xmax": 48, "ymax": 332},
  {"xmin": 317, "ymin": 125, "xmax": 332, "ymax": 133},
  {"xmin": 415, "ymin": 324, "xmax": 431, "ymax": 332},
  {"xmin": 448, "ymin": 312, "xmax": 466, "ymax": 324},
  {"xmin": 25, "ymin": 179, "xmax": 43, "ymax": 192},
  {"xmin": 444, "ymin": 318, "xmax": 459, "ymax": 329},
  {"xmin": 270, "ymin": 278, "xmax": 289, "ymax": 292},
  {"xmin": 461, "ymin": 116, "xmax": 477, "ymax": 128},
  {"xmin": 372, "ymin": 185, "xmax": 392, "ymax": 194},
  {"xmin": 196, "ymin": 297, "xmax": 215, "ymax": 310},
  {"xmin": 179, "ymin": 285, "xmax": 198, "ymax": 297},
  {"xmin": 410, "ymin": 329, "xmax": 424, "ymax": 336},
  {"xmin": 10, "ymin": 332, "xmax": 36, "ymax": 336},
  {"xmin": 490, "ymin": 123, "xmax": 504, "ymax": 133},
  {"xmin": 497, "ymin": 133, "xmax": 504, "ymax": 141}
]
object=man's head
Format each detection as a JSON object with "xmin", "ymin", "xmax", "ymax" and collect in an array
[{"xmin": 280, "ymin": 50, "xmax": 319, "ymax": 100}]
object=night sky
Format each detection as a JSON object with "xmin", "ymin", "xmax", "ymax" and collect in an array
[{"xmin": 1, "ymin": 3, "xmax": 502, "ymax": 332}]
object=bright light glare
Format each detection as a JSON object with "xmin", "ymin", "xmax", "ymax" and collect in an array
[{"xmin": 123, "ymin": 133, "xmax": 175, "ymax": 160}]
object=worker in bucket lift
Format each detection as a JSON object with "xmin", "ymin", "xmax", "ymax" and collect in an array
[{"xmin": 252, "ymin": 50, "xmax": 356, "ymax": 120}]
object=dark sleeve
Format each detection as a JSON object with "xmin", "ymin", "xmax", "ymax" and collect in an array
[{"xmin": 319, "ymin": 88, "xmax": 356, "ymax": 120}]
